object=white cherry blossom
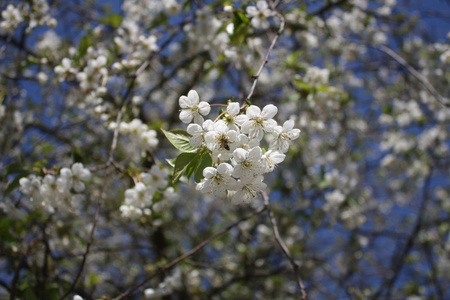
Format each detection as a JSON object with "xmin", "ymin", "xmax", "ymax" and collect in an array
[
  {"xmin": 241, "ymin": 104, "xmax": 278, "ymax": 140},
  {"xmin": 232, "ymin": 147, "xmax": 265, "ymax": 181},
  {"xmin": 261, "ymin": 150, "xmax": 286, "ymax": 172},
  {"xmin": 205, "ymin": 120, "xmax": 238, "ymax": 161},
  {"xmin": 246, "ymin": 1, "xmax": 273, "ymax": 30},
  {"xmin": 196, "ymin": 163, "xmax": 235, "ymax": 198},
  {"xmin": 179, "ymin": 90, "xmax": 211, "ymax": 124},
  {"xmin": 187, "ymin": 119, "xmax": 214, "ymax": 147},
  {"xmin": 231, "ymin": 175, "xmax": 267, "ymax": 205},
  {"xmin": 269, "ymin": 120, "xmax": 301, "ymax": 153},
  {"xmin": 71, "ymin": 163, "xmax": 91, "ymax": 192}
]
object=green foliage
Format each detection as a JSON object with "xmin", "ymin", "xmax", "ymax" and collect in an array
[
  {"xmin": 230, "ymin": 10, "xmax": 250, "ymax": 45},
  {"xmin": 101, "ymin": 13, "xmax": 123, "ymax": 27},
  {"xmin": 163, "ymin": 129, "xmax": 212, "ymax": 183},
  {"xmin": 162, "ymin": 129, "xmax": 198, "ymax": 153},
  {"xmin": 3, "ymin": 163, "xmax": 30, "ymax": 196}
]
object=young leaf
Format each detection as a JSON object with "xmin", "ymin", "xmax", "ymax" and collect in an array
[
  {"xmin": 172, "ymin": 152, "xmax": 198, "ymax": 183},
  {"xmin": 4, "ymin": 172, "xmax": 30, "ymax": 196},
  {"xmin": 162, "ymin": 129, "xmax": 198, "ymax": 153},
  {"xmin": 194, "ymin": 152, "xmax": 212, "ymax": 183},
  {"xmin": 165, "ymin": 158, "xmax": 176, "ymax": 167}
]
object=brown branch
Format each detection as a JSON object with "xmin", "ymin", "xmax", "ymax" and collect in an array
[
  {"xmin": 371, "ymin": 169, "xmax": 433, "ymax": 299},
  {"xmin": 10, "ymin": 238, "xmax": 41, "ymax": 300},
  {"xmin": 262, "ymin": 191, "xmax": 307, "ymax": 300},
  {"xmin": 367, "ymin": 43, "xmax": 449, "ymax": 107},
  {"xmin": 112, "ymin": 204, "xmax": 267, "ymax": 300},
  {"xmin": 243, "ymin": 3, "xmax": 285, "ymax": 107},
  {"xmin": 59, "ymin": 183, "xmax": 105, "ymax": 300}
]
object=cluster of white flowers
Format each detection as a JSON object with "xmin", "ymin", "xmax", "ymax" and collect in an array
[
  {"xmin": 303, "ymin": 66, "xmax": 330, "ymax": 87},
  {"xmin": 0, "ymin": 1, "xmax": 56, "ymax": 34},
  {"xmin": 112, "ymin": 20, "xmax": 159, "ymax": 71},
  {"xmin": 54, "ymin": 47, "xmax": 112, "ymax": 117},
  {"xmin": 179, "ymin": 90, "xmax": 300, "ymax": 204},
  {"xmin": 0, "ymin": 4, "xmax": 22, "ymax": 33},
  {"xmin": 246, "ymin": 0, "xmax": 273, "ymax": 30},
  {"xmin": 19, "ymin": 163, "xmax": 91, "ymax": 213},
  {"xmin": 144, "ymin": 268, "xmax": 182, "ymax": 299},
  {"xmin": 109, "ymin": 118, "xmax": 159, "ymax": 150},
  {"xmin": 183, "ymin": 6, "xmax": 229, "ymax": 61},
  {"xmin": 119, "ymin": 165, "xmax": 176, "ymax": 218},
  {"xmin": 26, "ymin": 0, "xmax": 57, "ymax": 31}
]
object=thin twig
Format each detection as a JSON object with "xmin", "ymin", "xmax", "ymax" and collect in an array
[
  {"xmin": 243, "ymin": 3, "xmax": 285, "ymax": 107},
  {"xmin": 112, "ymin": 204, "xmax": 267, "ymax": 300},
  {"xmin": 371, "ymin": 169, "xmax": 433, "ymax": 299},
  {"xmin": 262, "ymin": 191, "xmax": 308, "ymax": 300},
  {"xmin": 368, "ymin": 43, "xmax": 449, "ymax": 107},
  {"xmin": 59, "ymin": 183, "xmax": 105, "ymax": 300},
  {"xmin": 10, "ymin": 238, "xmax": 41, "ymax": 300}
]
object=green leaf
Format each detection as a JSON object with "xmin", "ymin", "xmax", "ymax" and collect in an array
[
  {"xmin": 101, "ymin": 13, "xmax": 123, "ymax": 27},
  {"xmin": 162, "ymin": 129, "xmax": 198, "ymax": 153},
  {"xmin": 172, "ymin": 152, "xmax": 198, "ymax": 183},
  {"xmin": 194, "ymin": 152, "xmax": 212, "ymax": 183},
  {"xmin": 4, "ymin": 173, "xmax": 30, "ymax": 196},
  {"xmin": 78, "ymin": 35, "xmax": 91, "ymax": 58},
  {"xmin": 24, "ymin": 287, "xmax": 38, "ymax": 300},
  {"xmin": 293, "ymin": 78, "xmax": 311, "ymax": 91},
  {"xmin": 165, "ymin": 158, "xmax": 176, "ymax": 167},
  {"xmin": 230, "ymin": 11, "xmax": 250, "ymax": 45},
  {"xmin": 5, "ymin": 163, "xmax": 27, "ymax": 174}
]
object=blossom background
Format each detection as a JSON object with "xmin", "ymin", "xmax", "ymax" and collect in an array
[{"xmin": 0, "ymin": 0, "xmax": 449, "ymax": 299}]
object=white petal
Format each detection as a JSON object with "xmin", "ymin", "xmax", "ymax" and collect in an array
[
  {"xmin": 203, "ymin": 167, "xmax": 217, "ymax": 179},
  {"xmin": 246, "ymin": 105, "xmax": 261, "ymax": 118},
  {"xmin": 233, "ymin": 148, "xmax": 247, "ymax": 163},
  {"xmin": 188, "ymin": 90, "xmax": 199, "ymax": 104},
  {"xmin": 248, "ymin": 146, "xmax": 262, "ymax": 160},
  {"xmin": 257, "ymin": 0, "xmax": 269, "ymax": 11},
  {"xmin": 227, "ymin": 102, "xmax": 240, "ymax": 116},
  {"xmin": 190, "ymin": 134, "xmax": 203, "ymax": 147},
  {"xmin": 234, "ymin": 114, "xmax": 249, "ymax": 126},
  {"xmin": 246, "ymin": 6, "xmax": 258, "ymax": 16},
  {"xmin": 198, "ymin": 101, "xmax": 211, "ymax": 116},
  {"xmin": 240, "ymin": 121, "xmax": 250, "ymax": 134},
  {"xmin": 288, "ymin": 128, "xmax": 301, "ymax": 140},
  {"xmin": 283, "ymin": 119, "xmax": 295, "ymax": 130},
  {"xmin": 179, "ymin": 96, "xmax": 190, "ymax": 108},
  {"xmin": 202, "ymin": 119, "xmax": 214, "ymax": 131},
  {"xmin": 193, "ymin": 113, "xmax": 204, "ymax": 125},
  {"xmin": 261, "ymin": 104, "xmax": 278, "ymax": 119},
  {"xmin": 217, "ymin": 163, "xmax": 233, "ymax": 175},
  {"xmin": 187, "ymin": 123, "xmax": 202, "ymax": 135},
  {"xmin": 204, "ymin": 131, "xmax": 217, "ymax": 144},
  {"xmin": 263, "ymin": 119, "xmax": 277, "ymax": 133},
  {"xmin": 180, "ymin": 110, "xmax": 193, "ymax": 123}
]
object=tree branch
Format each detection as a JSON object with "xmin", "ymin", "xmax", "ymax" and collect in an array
[
  {"xmin": 244, "ymin": 3, "xmax": 285, "ymax": 106},
  {"xmin": 262, "ymin": 191, "xmax": 308, "ymax": 300},
  {"xmin": 112, "ymin": 204, "xmax": 267, "ymax": 300},
  {"xmin": 368, "ymin": 43, "xmax": 449, "ymax": 107}
]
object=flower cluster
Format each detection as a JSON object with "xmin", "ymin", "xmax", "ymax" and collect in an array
[
  {"xmin": 119, "ymin": 165, "xmax": 176, "ymax": 219},
  {"xmin": 0, "ymin": 4, "xmax": 22, "ymax": 33},
  {"xmin": 19, "ymin": 163, "xmax": 91, "ymax": 213},
  {"xmin": 246, "ymin": 0, "xmax": 274, "ymax": 30},
  {"xmin": 178, "ymin": 90, "xmax": 300, "ymax": 204},
  {"xmin": 108, "ymin": 118, "xmax": 159, "ymax": 150},
  {"xmin": 144, "ymin": 268, "xmax": 182, "ymax": 299}
]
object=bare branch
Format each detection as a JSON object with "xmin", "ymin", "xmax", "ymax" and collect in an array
[
  {"xmin": 244, "ymin": 3, "xmax": 285, "ymax": 107},
  {"xmin": 59, "ymin": 183, "xmax": 105, "ymax": 300},
  {"xmin": 262, "ymin": 191, "xmax": 308, "ymax": 300},
  {"xmin": 368, "ymin": 43, "xmax": 449, "ymax": 107},
  {"xmin": 112, "ymin": 204, "xmax": 267, "ymax": 300}
]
